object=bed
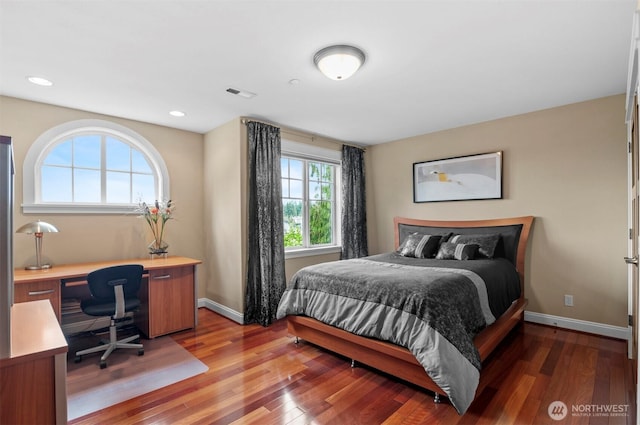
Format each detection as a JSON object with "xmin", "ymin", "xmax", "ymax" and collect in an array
[{"xmin": 276, "ymin": 215, "xmax": 534, "ymax": 415}]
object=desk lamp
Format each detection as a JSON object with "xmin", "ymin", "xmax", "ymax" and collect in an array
[{"xmin": 16, "ymin": 220, "xmax": 59, "ymax": 270}]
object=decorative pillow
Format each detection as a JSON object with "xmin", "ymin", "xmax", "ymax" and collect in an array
[
  {"xmin": 435, "ymin": 242, "xmax": 479, "ymax": 260},
  {"xmin": 439, "ymin": 232, "xmax": 453, "ymax": 244},
  {"xmin": 397, "ymin": 233, "xmax": 442, "ymax": 258},
  {"xmin": 449, "ymin": 234, "xmax": 500, "ymax": 258}
]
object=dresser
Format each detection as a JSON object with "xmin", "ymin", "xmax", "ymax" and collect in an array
[{"xmin": 0, "ymin": 300, "xmax": 68, "ymax": 424}]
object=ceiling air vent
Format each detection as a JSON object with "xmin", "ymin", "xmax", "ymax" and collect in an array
[{"xmin": 226, "ymin": 87, "xmax": 256, "ymax": 99}]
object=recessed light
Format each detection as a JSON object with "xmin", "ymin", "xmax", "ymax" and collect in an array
[
  {"xmin": 169, "ymin": 110, "xmax": 186, "ymax": 117},
  {"xmin": 27, "ymin": 76, "xmax": 53, "ymax": 86}
]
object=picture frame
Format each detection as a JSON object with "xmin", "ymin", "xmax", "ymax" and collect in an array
[{"xmin": 413, "ymin": 151, "xmax": 503, "ymax": 203}]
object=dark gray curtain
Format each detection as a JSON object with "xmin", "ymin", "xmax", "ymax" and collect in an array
[
  {"xmin": 341, "ymin": 145, "xmax": 368, "ymax": 259},
  {"xmin": 244, "ymin": 121, "xmax": 286, "ymax": 326}
]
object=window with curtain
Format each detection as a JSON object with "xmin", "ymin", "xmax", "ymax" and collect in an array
[
  {"xmin": 280, "ymin": 139, "xmax": 342, "ymax": 257},
  {"xmin": 281, "ymin": 156, "xmax": 339, "ymax": 249}
]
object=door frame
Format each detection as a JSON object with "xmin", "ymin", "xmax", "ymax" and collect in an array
[{"xmin": 626, "ymin": 9, "xmax": 640, "ymax": 422}]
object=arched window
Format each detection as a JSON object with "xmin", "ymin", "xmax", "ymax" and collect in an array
[{"xmin": 23, "ymin": 119, "xmax": 170, "ymax": 214}]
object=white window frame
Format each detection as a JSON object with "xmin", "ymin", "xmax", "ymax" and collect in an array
[
  {"xmin": 22, "ymin": 119, "xmax": 170, "ymax": 214},
  {"xmin": 282, "ymin": 139, "xmax": 342, "ymax": 259}
]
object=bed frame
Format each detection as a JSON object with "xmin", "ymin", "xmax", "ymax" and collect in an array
[{"xmin": 287, "ymin": 215, "xmax": 534, "ymax": 401}]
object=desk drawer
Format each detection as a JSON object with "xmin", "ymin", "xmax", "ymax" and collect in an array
[{"xmin": 14, "ymin": 280, "xmax": 61, "ymax": 321}]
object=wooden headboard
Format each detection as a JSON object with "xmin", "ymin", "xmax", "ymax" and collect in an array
[{"xmin": 393, "ymin": 216, "xmax": 534, "ymax": 292}]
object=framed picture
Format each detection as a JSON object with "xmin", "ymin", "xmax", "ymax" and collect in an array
[{"xmin": 413, "ymin": 151, "xmax": 502, "ymax": 203}]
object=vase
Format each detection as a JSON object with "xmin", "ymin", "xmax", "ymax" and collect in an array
[{"xmin": 148, "ymin": 239, "xmax": 169, "ymax": 255}]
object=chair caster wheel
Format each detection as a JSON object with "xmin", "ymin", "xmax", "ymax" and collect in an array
[
  {"xmin": 138, "ymin": 348, "xmax": 144, "ymax": 356},
  {"xmin": 74, "ymin": 356, "xmax": 82, "ymax": 363},
  {"xmin": 100, "ymin": 361, "xmax": 107, "ymax": 369}
]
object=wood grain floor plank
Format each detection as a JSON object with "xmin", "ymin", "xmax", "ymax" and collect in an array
[
  {"xmin": 495, "ymin": 373, "xmax": 536, "ymax": 425},
  {"xmin": 68, "ymin": 308, "xmax": 636, "ymax": 425},
  {"xmin": 512, "ymin": 373, "xmax": 550, "ymax": 425},
  {"xmin": 474, "ymin": 360, "xmax": 532, "ymax": 425},
  {"xmin": 381, "ymin": 390, "xmax": 431, "ymax": 425}
]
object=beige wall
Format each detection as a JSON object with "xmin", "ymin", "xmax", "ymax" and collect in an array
[
  {"xmin": 4, "ymin": 94, "xmax": 627, "ymax": 328},
  {"xmin": 0, "ymin": 96, "xmax": 344, "ymax": 318},
  {"xmin": 203, "ymin": 118, "xmax": 246, "ymax": 312},
  {"xmin": 0, "ymin": 96, "xmax": 206, "ymax": 296},
  {"xmin": 368, "ymin": 95, "xmax": 628, "ymax": 327},
  {"xmin": 202, "ymin": 119, "xmax": 344, "ymax": 314}
]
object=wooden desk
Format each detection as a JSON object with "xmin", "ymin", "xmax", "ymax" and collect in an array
[
  {"xmin": 14, "ymin": 256, "xmax": 202, "ymax": 338},
  {"xmin": 0, "ymin": 300, "xmax": 68, "ymax": 424}
]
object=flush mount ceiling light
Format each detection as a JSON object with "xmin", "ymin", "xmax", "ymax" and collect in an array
[
  {"xmin": 313, "ymin": 45, "xmax": 366, "ymax": 81},
  {"xmin": 169, "ymin": 110, "xmax": 186, "ymax": 117}
]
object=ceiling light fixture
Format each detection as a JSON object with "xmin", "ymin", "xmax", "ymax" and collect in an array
[
  {"xmin": 27, "ymin": 76, "xmax": 53, "ymax": 86},
  {"xmin": 313, "ymin": 45, "xmax": 366, "ymax": 81},
  {"xmin": 169, "ymin": 110, "xmax": 186, "ymax": 117}
]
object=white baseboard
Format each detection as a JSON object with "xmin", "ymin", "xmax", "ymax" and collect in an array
[
  {"xmin": 524, "ymin": 311, "xmax": 630, "ymax": 341},
  {"xmin": 198, "ymin": 298, "xmax": 244, "ymax": 324}
]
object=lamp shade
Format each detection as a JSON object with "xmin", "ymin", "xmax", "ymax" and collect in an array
[
  {"xmin": 16, "ymin": 220, "xmax": 59, "ymax": 234},
  {"xmin": 16, "ymin": 220, "xmax": 58, "ymax": 270},
  {"xmin": 314, "ymin": 45, "xmax": 366, "ymax": 81}
]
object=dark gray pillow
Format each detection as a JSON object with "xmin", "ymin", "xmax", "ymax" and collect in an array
[
  {"xmin": 397, "ymin": 233, "xmax": 442, "ymax": 258},
  {"xmin": 439, "ymin": 232, "xmax": 453, "ymax": 244},
  {"xmin": 449, "ymin": 234, "xmax": 500, "ymax": 258},
  {"xmin": 435, "ymin": 242, "xmax": 479, "ymax": 260}
]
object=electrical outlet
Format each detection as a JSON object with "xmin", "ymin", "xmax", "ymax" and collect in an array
[{"xmin": 564, "ymin": 294, "xmax": 574, "ymax": 307}]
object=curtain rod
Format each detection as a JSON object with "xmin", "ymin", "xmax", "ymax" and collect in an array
[
  {"xmin": 241, "ymin": 118, "xmax": 312, "ymax": 140},
  {"xmin": 241, "ymin": 117, "xmax": 366, "ymax": 151}
]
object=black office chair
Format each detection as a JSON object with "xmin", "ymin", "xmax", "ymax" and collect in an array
[{"xmin": 74, "ymin": 264, "xmax": 145, "ymax": 368}]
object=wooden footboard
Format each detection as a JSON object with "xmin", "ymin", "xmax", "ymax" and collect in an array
[{"xmin": 287, "ymin": 297, "xmax": 527, "ymax": 397}]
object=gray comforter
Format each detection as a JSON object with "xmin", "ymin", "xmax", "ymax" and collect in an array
[{"xmin": 276, "ymin": 252, "xmax": 520, "ymax": 415}]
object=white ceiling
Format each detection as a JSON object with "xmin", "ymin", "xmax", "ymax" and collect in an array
[{"xmin": 0, "ymin": 0, "xmax": 636, "ymax": 145}]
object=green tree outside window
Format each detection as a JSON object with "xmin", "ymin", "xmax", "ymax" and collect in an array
[{"xmin": 282, "ymin": 157, "xmax": 335, "ymax": 249}]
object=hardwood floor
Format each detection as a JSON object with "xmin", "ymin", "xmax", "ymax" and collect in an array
[{"xmin": 69, "ymin": 308, "xmax": 636, "ymax": 425}]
